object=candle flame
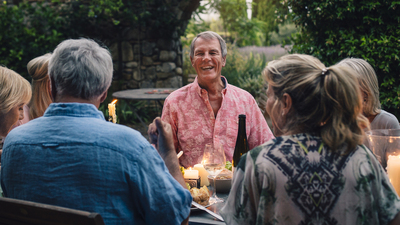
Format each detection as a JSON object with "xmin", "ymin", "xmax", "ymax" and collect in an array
[
  {"xmin": 111, "ymin": 99, "xmax": 117, "ymax": 104},
  {"xmin": 188, "ymin": 167, "xmax": 192, "ymax": 170}
]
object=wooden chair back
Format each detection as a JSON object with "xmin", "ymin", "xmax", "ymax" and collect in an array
[{"xmin": 0, "ymin": 197, "xmax": 105, "ymax": 225}]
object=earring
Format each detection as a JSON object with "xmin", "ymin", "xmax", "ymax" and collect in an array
[{"xmin": 282, "ymin": 112, "xmax": 285, "ymax": 116}]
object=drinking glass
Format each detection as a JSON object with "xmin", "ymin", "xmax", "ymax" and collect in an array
[{"xmin": 202, "ymin": 143, "xmax": 226, "ymax": 204}]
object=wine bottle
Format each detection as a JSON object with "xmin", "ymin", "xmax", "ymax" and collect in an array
[{"xmin": 232, "ymin": 114, "xmax": 249, "ymax": 174}]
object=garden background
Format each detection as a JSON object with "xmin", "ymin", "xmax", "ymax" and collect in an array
[{"xmin": 1, "ymin": 0, "xmax": 399, "ymax": 135}]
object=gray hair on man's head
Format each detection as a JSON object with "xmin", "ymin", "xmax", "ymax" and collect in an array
[
  {"xmin": 48, "ymin": 38, "xmax": 113, "ymax": 100},
  {"xmin": 190, "ymin": 31, "xmax": 227, "ymax": 58}
]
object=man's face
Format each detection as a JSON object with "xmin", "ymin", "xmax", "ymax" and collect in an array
[{"xmin": 190, "ymin": 37, "xmax": 226, "ymax": 84}]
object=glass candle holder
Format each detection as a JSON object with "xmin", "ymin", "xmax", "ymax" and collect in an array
[{"xmin": 366, "ymin": 129, "xmax": 400, "ymax": 195}]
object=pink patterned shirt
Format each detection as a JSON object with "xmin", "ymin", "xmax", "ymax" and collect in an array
[{"xmin": 161, "ymin": 77, "xmax": 274, "ymax": 168}]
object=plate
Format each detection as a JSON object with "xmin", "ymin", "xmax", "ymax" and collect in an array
[{"xmin": 190, "ymin": 202, "xmax": 214, "ymax": 212}]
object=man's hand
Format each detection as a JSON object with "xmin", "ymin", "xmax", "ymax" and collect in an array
[
  {"xmin": 148, "ymin": 118, "xmax": 159, "ymax": 149},
  {"xmin": 148, "ymin": 117, "xmax": 186, "ymax": 189},
  {"xmin": 148, "ymin": 117, "xmax": 175, "ymax": 158}
]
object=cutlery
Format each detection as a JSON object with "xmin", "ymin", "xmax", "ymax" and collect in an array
[
  {"xmin": 191, "ymin": 201, "xmax": 224, "ymax": 222},
  {"xmin": 177, "ymin": 151, "xmax": 183, "ymax": 158}
]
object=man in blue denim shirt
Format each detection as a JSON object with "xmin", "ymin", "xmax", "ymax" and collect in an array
[{"xmin": 1, "ymin": 39, "xmax": 192, "ymax": 225}]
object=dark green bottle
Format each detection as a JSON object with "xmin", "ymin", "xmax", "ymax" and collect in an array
[{"xmin": 233, "ymin": 114, "xmax": 249, "ymax": 173}]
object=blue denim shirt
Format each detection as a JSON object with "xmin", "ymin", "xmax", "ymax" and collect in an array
[{"xmin": 1, "ymin": 103, "xmax": 192, "ymax": 225}]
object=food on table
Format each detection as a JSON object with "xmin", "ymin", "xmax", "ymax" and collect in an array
[
  {"xmin": 225, "ymin": 161, "xmax": 232, "ymax": 171},
  {"xmin": 190, "ymin": 185, "xmax": 210, "ymax": 206},
  {"xmin": 186, "ymin": 182, "xmax": 191, "ymax": 190},
  {"xmin": 215, "ymin": 168, "xmax": 233, "ymax": 180},
  {"xmin": 180, "ymin": 166, "xmax": 185, "ymax": 176}
]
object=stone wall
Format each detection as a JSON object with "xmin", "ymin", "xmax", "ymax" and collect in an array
[
  {"xmin": 14, "ymin": 0, "xmax": 201, "ymax": 91},
  {"xmin": 107, "ymin": 0, "xmax": 201, "ymax": 91},
  {"xmin": 110, "ymin": 29, "xmax": 184, "ymax": 90}
]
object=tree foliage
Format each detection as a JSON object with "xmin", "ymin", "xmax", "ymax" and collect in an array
[
  {"xmin": 0, "ymin": 0, "xmax": 192, "ymax": 79},
  {"xmin": 286, "ymin": 0, "xmax": 400, "ymax": 118},
  {"xmin": 189, "ymin": 0, "xmax": 290, "ymax": 46},
  {"xmin": 252, "ymin": 0, "xmax": 290, "ymax": 45},
  {"xmin": 0, "ymin": 1, "xmax": 70, "ymax": 78}
]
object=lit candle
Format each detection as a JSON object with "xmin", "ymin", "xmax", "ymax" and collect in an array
[
  {"xmin": 108, "ymin": 99, "xmax": 117, "ymax": 123},
  {"xmin": 194, "ymin": 163, "xmax": 210, "ymax": 186},
  {"xmin": 184, "ymin": 167, "xmax": 199, "ymax": 179},
  {"xmin": 387, "ymin": 155, "xmax": 400, "ymax": 196}
]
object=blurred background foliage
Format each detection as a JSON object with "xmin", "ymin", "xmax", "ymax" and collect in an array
[
  {"xmin": 2, "ymin": 0, "xmax": 399, "ymax": 124},
  {"xmin": 284, "ymin": 0, "xmax": 400, "ymax": 118},
  {"xmin": 0, "ymin": 0, "xmax": 188, "ymax": 79}
]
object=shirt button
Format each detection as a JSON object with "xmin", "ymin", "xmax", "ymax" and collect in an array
[{"xmin": 215, "ymin": 135, "xmax": 217, "ymax": 138}]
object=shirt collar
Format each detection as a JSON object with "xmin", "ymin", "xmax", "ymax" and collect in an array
[
  {"xmin": 194, "ymin": 76, "xmax": 228, "ymax": 96},
  {"xmin": 44, "ymin": 103, "xmax": 105, "ymax": 120}
]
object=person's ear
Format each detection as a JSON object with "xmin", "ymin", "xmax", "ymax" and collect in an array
[
  {"xmin": 280, "ymin": 93, "xmax": 292, "ymax": 116},
  {"xmin": 222, "ymin": 56, "xmax": 226, "ymax": 67},
  {"xmin": 363, "ymin": 91, "xmax": 368, "ymax": 103},
  {"xmin": 99, "ymin": 90, "xmax": 108, "ymax": 103},
  {"xmin": 19, "ymin": 107, "xmax": 24, "ymax": 120}
]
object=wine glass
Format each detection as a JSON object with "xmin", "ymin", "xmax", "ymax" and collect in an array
[{"xmin": 202, "ymin": 143, "xmax": 226, "ymax": 204}]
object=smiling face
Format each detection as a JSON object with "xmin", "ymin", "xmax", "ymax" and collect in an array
[
  {"xmin": 190, "ymin": 37, "xmax": 226, "ymax": 85},
  {"xmin": 0, "ymin": 103, "xmax": 25, "ymax": 137}
]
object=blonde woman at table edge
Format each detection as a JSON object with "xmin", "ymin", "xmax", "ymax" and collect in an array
[
  {"xmin": 6, "ymin": 53, "xmax": 52, "ymax": 131},
  {"xmin": 27, "ymin": 53, "xmax": 53, "ymax": 120},
  {"xmin": 220, "ymin": 54, "xmax": 400, "ymax": 225},
  {"xmin": 0, "ymin": 66, "xmax": 32, "ymax": 157}
]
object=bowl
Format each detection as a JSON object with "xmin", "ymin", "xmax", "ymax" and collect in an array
[{"xmin": 208, "ymin": 174, "xmax": 232, "ymax": 193}]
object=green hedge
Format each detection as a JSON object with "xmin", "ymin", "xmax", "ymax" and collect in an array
[
  {"xmin": 287, "ymin": 0, "xmax": 400, "ymax": 118},
  {"xmin": 0, "ymin": 2, "xmax": 71, "ymax": 79}
]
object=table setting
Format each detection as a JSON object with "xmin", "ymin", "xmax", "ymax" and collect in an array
[{"xmin": 178, "ymin": 144, "xmax": 232, "ymax": 224}]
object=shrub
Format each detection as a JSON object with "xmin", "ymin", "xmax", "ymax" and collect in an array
[
  {"xmin": 287, "ymin": 0, "xmax": 400, "ymax": 118},
  {"xmin": 0, "ymin": 1, "xmax": 70, "ymax": 79}
]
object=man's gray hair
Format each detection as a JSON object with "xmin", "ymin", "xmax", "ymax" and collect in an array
[
  {"xmin": 48, "ymin": 38, "xmax": 113, "ymax": 100},
  {"xmin": 190, "ymin": 31, "xmax": 227, "ymax": 58}
]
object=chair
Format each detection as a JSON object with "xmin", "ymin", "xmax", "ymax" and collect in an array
[{"xmin": 0, "ymin": 197, "xmax": 105, "ymax": 225}]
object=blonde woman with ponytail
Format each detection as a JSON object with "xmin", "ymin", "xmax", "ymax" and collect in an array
[
  {"xmin": 220, "ymin": 54, "xmax": 400, "ymax": 225},
  {"xmin": 27, "ymin": 53, "xmax": 52, "ymax": 120}
]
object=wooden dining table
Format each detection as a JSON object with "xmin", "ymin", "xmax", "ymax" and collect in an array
[{"xmin": 189, "ymin": 193, "xmax": 228, "ymax": 225}]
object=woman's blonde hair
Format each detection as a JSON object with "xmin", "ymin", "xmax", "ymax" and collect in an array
[
  {"xmin": 0, "ymin": 66, "xmax": 32, "ymax": 115},
  {"xmin": 337, "ymin": 58, "xmax": 381, "ymax": 117},
  {"xmin": 27, "ymin": 53, "xmax": 52, "ymax": 119},
  {"xmin": 263, "ymin": 54, "xmax": 369, "ymax": 153}
]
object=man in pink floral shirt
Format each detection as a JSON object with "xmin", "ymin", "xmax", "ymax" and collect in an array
[{"xmin": 161, "ymin": 31, "xmax": 274, "ymax": 168}]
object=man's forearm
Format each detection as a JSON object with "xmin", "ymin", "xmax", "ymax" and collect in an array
[{"xmin": 160, "ymin": 150, "xmax": 186, "ymax": 188}]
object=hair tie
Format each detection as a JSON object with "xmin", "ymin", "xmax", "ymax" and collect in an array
[{"xmin": 321, "ymin": 68, "xmax": 328, "ymax": 76}]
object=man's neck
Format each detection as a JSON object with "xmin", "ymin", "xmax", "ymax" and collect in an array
[
  {"xmin": 197, "ymin": 76, "xmax": 225, "ymax": 95},
  {"xmin": 55, "ymin": 96, "xmax": 101, "ymax": 108}
]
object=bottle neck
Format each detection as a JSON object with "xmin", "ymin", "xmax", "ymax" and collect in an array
[{"xmin": 238, "ymin": 118, "xmax": 246, "ymax": 136}]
